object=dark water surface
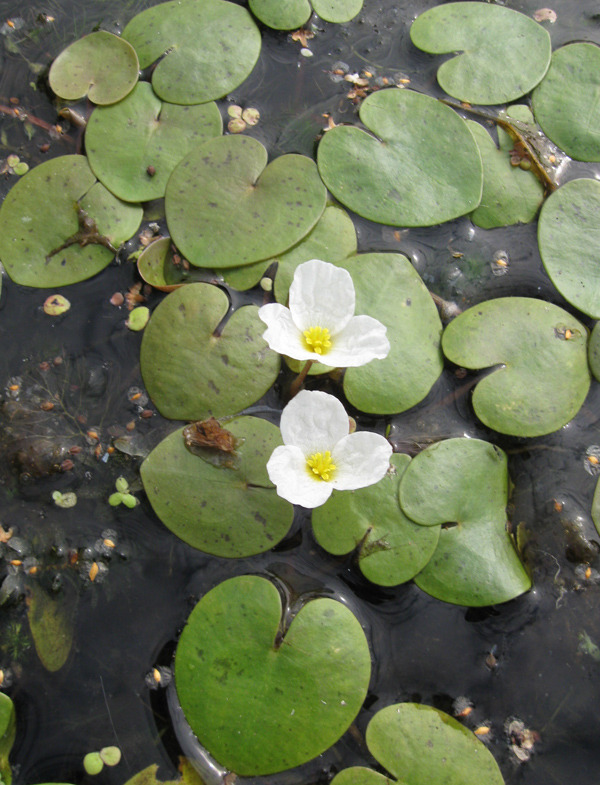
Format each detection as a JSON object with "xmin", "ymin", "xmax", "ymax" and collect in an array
[{"xmin": 1, "ymin": 1, "xmax": 600, "ymax": 784}]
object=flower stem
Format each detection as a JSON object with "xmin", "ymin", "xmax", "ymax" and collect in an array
[{"xmin": 289, "ymin": 360, "xmax": 314, "ymax": 399}]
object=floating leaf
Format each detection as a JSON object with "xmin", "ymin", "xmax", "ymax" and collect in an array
[
  {"xmin": 0, "ymin": 693, "xmax": 15, "ymax": 785},
  {"xmin": 442, "ymin": 297, "xmax": 590, "ymax": 437},
  {"xmin": 49, "ymin": 31, "xmax": 139, "ymax": 105},
  {"xmin": 166, "ymin": 135, "xmax": 326, "ymax": 268},
  {"xmin": 122, "ymin": 759, "xmax": 205, "ymax": 785},
  {"xmin": 332, "ymin": 703, "xmax": 505, "ymax": 785},
  {"xmin": 141, "ymin": 418, "xmax": 293, "ymax": 557},
  {"xmin": 86, "ymin": 83, "xmax": 223, "ymax": 202},
  {"xmin": 399, "ymin": 439, "xmax": 531, "ymax": 606},
  {"xmin": 126, "ymin": 306, "xmax": 150, "ymax": 331},
  {"xmin": 468, "ymin": 119, "xmax": 544, "ymax": 229},
  {"xmin": 533, "ymin": 43, "xmax": 600, "ymax": 161},
  {"xmin": 410, "ymin": 2, "xmax": 551, "ymax": 105},
  {"xmin": 249, "ymin": 0, "xmax": 362, "ymax": 30},
  {"xmin": 140, "ymin": 283, "xmax": 280, "ymax": 420},
  {"xmin": 52, "ymin": 490, "xmax": 77, "ymax": 508},
  {"xmin": 83, "ymin": 752, "xmax": 104, "ymax": 776},
  {"xmin": 43, "ymin": 294, "xmax": 71, "ymax": 315},
  {"xmin": 317, "ymin": 89, "xmax": 483, "ymax": 227},
  {"xmin": 122, "ymin": 0, "xmax": 261, "ymax": 105},
  {"xmin": 0, "ymin": 155, "xmax": 142, "ymax": 287},
  {"xmin": 174, "ymin": 575, "xmax": 371, "ymax": 775},
  {"xmin": 341, "ymin": 254, "xmax": 443, "ymax": 414},
  {"xmin": 99, "ymin": 746, "xmax": 122, "ymax": 766},
  {"xmin": 588, "ymin": 322, "xmax": 600, "ymax": 384},
  {"xmin": 538, "ymin": 179, "xmax": 600, "ymax": 318},
  {"xmin": 26, "ymin": 580, "xmax": 76, "ymax": 671},
  {"xmin": 313, "ymin": 454, "xmax": 440, "ymax": 586},
  {"xmin": 137, "ymin": 237, "xmax": 200, "ymax": 291},
  {"xmin": 223, "ymin": 205, "xmax": 356, "ymax": 292}
]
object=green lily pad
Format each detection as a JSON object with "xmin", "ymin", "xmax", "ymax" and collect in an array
[
  {"xmin": 442, "ymin": 298, "xmax": 590, "ymax": 437},
  {"xmin": 332, "ymin": 703, "xmax": 505, "ymax": 785},
  {"xmin": 140, "ymin": 283, "xmax": 280, "ymax": 420},
  {"xmin": 174, "ymin": 574, "xmax": 371, "ymax": 775},
  {"xmin": 342, "ymin": 254, "xmax": 443, "ymax": 414},
  {"xmin": 249, "ymin": 0, "xmax": 362, "ymax": 30},
  {"xmin": 86, "ymin": 83, "xmax": 222, "ymax": 202},
  {"xmin": 468, "ymin": 120, "xmax": 544, "ymax": 229},
  {"xmin": 122, "ymin": 760, "xmax": 203, "ymax": 785},
  {"xmin": 126, "ymin": 306, "xmax": 150, "ymax": 331},
  {"xmin": 313, "ymin": 453, "xmax": 440, "ymax": 586},
  {"xmin": 141, "ymin": 418, "xmax": 293, "ymax": 557},
  {"xmin": 27, "ymin": 580, "xmax": 76, "ymax": 671},
  {"xmin": 533, "ymin": 43, "xmax": 600, "ymax": 162},
  {"xmin": 399, "ymin": 439, "xmax": 531, "ymax": 606},
  {"xmin": 0, "ymin": 155, "xmax": 142, "ymax": 287},
  {"xmin": 410, "ymin": 2, "xmax": 551, "ymax": 105},
  {"xmin": 137, "ymin": 237, "xmax": 198, "ymax": 291},
  {"xmin": 224, "ymin": 204, "xmax": 356, "ymax": 292},
  {"xmin": 49, "ymin": 31, "xmax": 139, "ymax": 105},
  {"xmin": 166, "ymin": 135, "xmax": 326, "ymax": 268},
  {"xmin": 588, "ymin": 322, "xmax": 600, "ymax": 383},
  {"xmin": 317, "ymin": 89, "xmax": 483, "ymax": 227},
  {"xmin": 122, "ymin": 0, "xmax": 261, "ymax": 105},
  {"xmin": 0, "ymin": 693, "xmax": 15, "ymax": 785},
  {"xmin": 538, "ymin": 179, "xmax": 600, "ymax": 318}
]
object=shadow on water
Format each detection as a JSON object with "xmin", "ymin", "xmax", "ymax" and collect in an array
[{"xmin": 0, "ymin": 0, "xmax": 600, "ymax": 784}]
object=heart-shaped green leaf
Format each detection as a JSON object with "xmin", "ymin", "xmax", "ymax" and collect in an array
[
  {"xmin": 141, "ymin": 418, "xmax": 294, "ymax": 557},
  {"xmin": 140, "ymin": 283, "xmax": 280, "ymax": 420},
  {"xmin": 399, "ymin": 439, "xmax": 531, "ymax": 606},
  {"xmin": 249, "ymin": 0, "xmax": 362, "ymax": 29},
  {"xmin": 468, "ymin": 119, "xmax": 544, "ymax": 229},
  {"xmin": 0, "ymin": 693, "xmax": 15, "ymax": 785},
  {"xmin": 533, "ymin": 43, "xmax": 600, "ymax": 162},
  {"xmin": 410, "ymin": 2, "xmax": 551, "ymax": 105},
  {"xmin": 332, "ymin": 703, "xmax": 505, "ymax": 785},
  {"xmin": 224, "ymin": 204, "xmax": 357, "ymax": 292},
  {"xmin": 442, "ymin": 298, "xmax": 590, "ymax": 437},
  {"xmin": 122, "ymin": 0, "xmax": 261, "ymax": 105},
  {"xmin": 174, "ymin": 575, "xmax": 371, "ymax": 775},
  {"xmin": 313, "ymin": 453, "xmax": 440, "ymax": 586},
  {"xmin": 342, "ymin": 254, "xmax": 443, "ymax": 415},
  {"xmin": 166, "ymin": 135, "xmax": 326, "ymax": 268},
  {"xmin": 538, "ymin": 179, "xmax": 600, "ymax": 318},
  {"xmin": 49, "ymin": 31, "xmax": 139, "ymax": 105},
  {"xmin": 0, "ymin": 155, "xmax": 142, "ymax": 287},
  {"xmin": 317, "ymin": 89, "xmax": 483, "ymax": 227},
  {"xmin": 137, "ymin": 236, "xmax": 208, "ymax": 291},
  {"xmin": 86, "ymin": 82, "xmax": 222, "ymax": 202}
]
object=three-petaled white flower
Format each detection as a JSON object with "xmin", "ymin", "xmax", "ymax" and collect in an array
[
  {"xmin": 258, "ymin": 259, "xmax": 390, "ymax": 367},
  {"xmin": 267, "ymin": 390, "xmax": 392, "ymax": 508}
]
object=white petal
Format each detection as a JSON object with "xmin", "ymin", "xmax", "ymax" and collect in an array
[
  {"xmin": 267, "ymin": 445, "xmax": 334, "ymax": 508},
  {"xmin": 279, "ymin": 390, "xmax": 349, "ymax": 455},
  {"xmin": 258, "ymin": 303, "xmax": 315, "ymax": 360},
  {"xmin": 331, "ymin": 431, "xmax": 392, "ymax": 491},
  {"xmin": 288, "ymin": 260, "xmax": 356, "ymax": 334},
  {"xmin": 322, "ymin": 315, "xmax": 391, "ymax": 368}
]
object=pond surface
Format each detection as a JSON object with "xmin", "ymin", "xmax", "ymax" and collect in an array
[{"xmin": 1, "ymin": 0, "xmax": 600, "ymax": 784}]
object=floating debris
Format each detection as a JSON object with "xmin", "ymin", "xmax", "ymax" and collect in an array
[{"xmin": 505, "ymin": 717, "xmax": 540, "ymax": 762}]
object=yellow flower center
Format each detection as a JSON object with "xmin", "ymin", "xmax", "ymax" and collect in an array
[
  {"xmin": 303, "ymin": 325, "xmax": 332, "ymax": 355},
  {"xmin": 306, "ymin": 450, "xmax": 336, "ymax": 481}
]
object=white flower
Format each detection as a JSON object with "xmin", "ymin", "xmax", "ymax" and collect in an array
[
  {"xmin": 258, "ymin": 259, "xmax": 390, "ymax": 367},
  {"xmin": 267, "ymin": 390, "xmax": 392, "ymax": 508}
]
